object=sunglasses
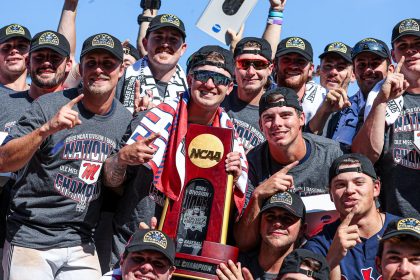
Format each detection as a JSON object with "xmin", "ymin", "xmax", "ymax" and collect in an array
[
  {"xmin": 192, "ymin": 70, "xmax": 232, "ymax": 86},
  {"xmin": 352, "ymin": 41, "xmax": 389, "ymax": 58},
  {"xmin": 236, "ymin": 59, "xmax": 270, "ymax": 70}
]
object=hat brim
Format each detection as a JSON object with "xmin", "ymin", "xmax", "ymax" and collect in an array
[
  {"xmin": 275, "ymin": 49, "xmax": 312, "ymax": 62},
  {"xmin": 382, "ymin": 230, "xmax": 420, "ymax": 241},
  {"xmin": 319, "ymin": 51, "xmax": 352, "ymax": 63},
  {"xmin": 80, "ymin": 46, "xmax": 123, "ymax": 61},
  {"xmin": 147, "ymin": 24, "xmax": 186, "ymax": 39},
  {"xmin": 392, "ymin": 31, "xmax": 420, "ymax": 43},
  {"xmin": 30, "ymin": 44, "xmax": 69, "ymax": 57},
  {"xmin": 260, "ymin": 203, "xmax": 303, "ymax": 219},
  {"xmin": 0, "ymin": 34, "xmax": 31, "ymax": 44},
  {"xmin": 352, "ymin": 50, "xmax": 389, "ymax": 60},
  {"xmin": 126, "ymin": 244, "xmax": 175, "ymax": 265}
]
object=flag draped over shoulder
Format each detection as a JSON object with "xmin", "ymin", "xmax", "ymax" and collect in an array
[{"xmin": 127, "ymin": 91, "xmax": 248, "ymax": 212}]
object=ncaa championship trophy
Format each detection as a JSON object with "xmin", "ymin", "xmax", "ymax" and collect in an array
[{"xmin": 159, "ymin": 124, "xmax": 238, "ymax": 279}]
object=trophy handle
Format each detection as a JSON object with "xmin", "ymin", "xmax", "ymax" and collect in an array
[
  {"xmin": 221, "ymin": 174, "xmax": 233, "ymax": 244},
  {"xmin": 158, "ymin": 197, "xmax": 170, "ymax": 230}
]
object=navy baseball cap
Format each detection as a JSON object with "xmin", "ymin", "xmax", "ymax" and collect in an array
[
  {"xmin": 30, "ymin": 31, "xmax": 70, "ymax": 57},
  {"xmin": 260, "ymin": 191, "xmax": 306, "ymax": 221},
  {"xmin": 125, "ymin": 229, "xmax": 175, "ymax": 265},
  {"xmin": 234, "ymin": 37, "xmax": 272, "ymax": 61},
  {"xmin": 81, "ymin": 33, "xmax": 123, "ymax": 61},
  {"xmin": 186, "ymin": 45, "xmax": 234, "ymax": 76},
  {"xmin": 0, "ymin": 23, "xmax": 31, "ymax": 44},
  {"xmin": 275, "ymin": 37, "xmax": 313, "ymax": 62},
  {"xmin": 319, "ymin": 42, "xmax": 352, "ymax": 63},
  {"xmin": 392, "ymin": 18, "xmax": 420, "ymax": 43},
  {"xmin": 329, "ymin": 153, "xmax": 377, "ymax": 183},
  {"xmin": 259, "ymin": 86, "xmax": 303, "ymax": 116},
  {"xmin": 278, "ymin": 249, "xmax": 330, "ymax": 280},
  {"xmin": 352, "ymin": 38, "xmax": 391, "ymax": 60},
  {"xmin": 146, "ymin": 14, "xmax": 186, "ymax": 40}
]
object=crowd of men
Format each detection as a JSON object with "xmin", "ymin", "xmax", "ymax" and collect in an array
[{"xmin": 0, "ymin": 0, "xmax": 419, "ymax": 279}]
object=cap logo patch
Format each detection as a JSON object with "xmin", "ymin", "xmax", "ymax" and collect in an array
[
  {"xmin": 286, "ymin": 37, "xmax": 305, "ymax": 50},
  {"xmin": 143, "ymin": 230, "xmax": 168, "ymax": 249},
  {"xmin": 397, "ymin": 218, "xmax": 420, "ymax": 234},
  {"xmin": 327, "ymin": 42, "xmax": 347, "ymax": 54},
  {"xmin": 360, "ymin": 38, "xmax": 378, "ymax": 43},
  {"xmin": 5, "ymin": 24, "xmax": 25, "ymax": 36},
  {"xmin": 92, "ymin": 34, "xmax": 114, "ymax": 48},
  {"xmin": 160, "ymin": 14, "xmax": 180, "ymax": 27},
  {"xmin": 399, "ymin": 19, "xmax": 419, "ymax": 34},
  {"xmin": 38, "ymin": 32, "xmax": 59, "ymax": 46},
  {"xmin": 270, "ymin": 192, "xmax": 293, "ymax": 205}
]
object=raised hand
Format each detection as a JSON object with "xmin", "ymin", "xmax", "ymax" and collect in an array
[
  {"xmin": 41, "ymin": 94, "xmax": 84, "ymax": 136},
  {"xmin": 133, "ymin": 80, "xmax": 154, "ymax": 113},
  {"xmin": 225, "ymin": 152, "xmax": 242, "ymax": 185},
  {"xmin": 139, "ymin": 216, "xmax": 158, "ymax": 230},
  {"xmin": 217, "ymin": 260, "xmax": 254, "ymax": 280},
  {"xmin": 379, "ymin": 56, "xmax": 410, "ymax": 103},
  {"xmin": 325, "ymin": 88, "xmax": 351, "ymax": 112},
  {"xmin": 270, "ymin": 0, "xmax": 287, "ymax": 11},
  {"xmin": 117, "ymin": 133, "xmax": 160, "ymax": 165},
  {"xmin": 254, "ymin": 161, "xmax": 298, "ymax": 201}
]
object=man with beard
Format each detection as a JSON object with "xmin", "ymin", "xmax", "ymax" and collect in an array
[
  {"xmin": 330, "ymin": 38, "xmax": 395, "ymax": 150},
  {"xmin": 306, "ymin": 42, "xmax": 354, "ymax": 137},
  {"xmin": 0, "ymin": 33, "xmax": 131, "ymax": 280},
  {"xmin": 118, "ymin": 13, "xmax": 188, "ymax": 112},
  {"xmin": 222, "ymin": 37, "xmax": 273, "ymax": 152},
  {"xmin": 0, "ymin": 30, "xmax": 72, "ymax": 278},
  {"xmin": 352, "ymin": 18, "xmax": 419, "ymax": 218},
  {"xmin": 233, "ymin": 87, "xmax": 342, "ymax": 251},
  {"xmin": 0, "ymin": 23, "xmax": 31, "ymax": 94}
]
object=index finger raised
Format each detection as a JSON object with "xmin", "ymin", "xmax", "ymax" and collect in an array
[
  {"xmin": 142, "ymin": 133, "xmax": 160, "ymax": 145},
  {"xmin": 341, "ymin": 205, "xmax": 357, "ymax": 227},
  {"xmin": 395, "ymin": 56, "xmax": 405, "ymax": 74},
  {"xmin": 66, "ymin": 94, "xmax": 84, "ymax": 108},
  {"xmin": 278, "ymin": 160, "xmax": 299, "ymax": 174}
]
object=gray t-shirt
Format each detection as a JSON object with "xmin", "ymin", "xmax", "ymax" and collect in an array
[
  {"xmin": 6, "ymin": 88, "xmax": 132, "ymax": 249},
  {"xmin": 221, "ymin": 87, "xmax": 265, "ymax": 153},
  {"xmin": 0, "ymin": 90, "xmax": 33, "ymax": 132},
  {"xmin": 246, "ymin": 133, "xmax": 343, "ymax": 204},
  {"xmin": 376, "ymin": 92, "xmax": 420, "ymax": 218},
  {"xmin": 239, "ymin": 251, "xmax": 277, "ymax": 280},
  {"xmin": 0, "ymin": 84, "xmax": 16, "ymax": 95}
]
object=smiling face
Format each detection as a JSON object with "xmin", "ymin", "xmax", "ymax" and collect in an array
[
  {"xmin": 121, "ymin": 250, "xmax": 175, "ymax": 280},
  {"xmin": 319, "ymin": 53, "xmax": 354, "ymax": 90},
  {"xmin": 80, "ymin": 49, "xmax": 124, "ymax": 97},
  {"xmin": 353, "ymin": 52, "xmax": 389, "ymax": 95},
  {"xmin": 392, "ymin": 35, "xmax": 420, "ymax": 80},
  {"xmin": 29, "ymin": 48, "xmax": 71, "ymax": 89},
  {"xmin": 0, "ymin": 37, "xmax": 29, "ymax": 80},
  {"xmin": 144, "ymin": 27, "xmax": 186, "ymax": 72},
  {"xmin": 260, "ymin": 207, "xmax": 302, "ymax": 250},
  {"xmin": 187, "ymin": 64, "xmax": 233, "ymax": 113},
  {"xmin": 329, "ymin": 163, "xmax": 380, "ymax": 219},
  {"xmin": 276, "ymin": 53, "xmax": 313, "ymax": 93},
  {"xmin": 377, "ymin": 238, "xmax": 420, "ymax": 280},
  {"xmin": 235, "ymin": 49, "xmax": 273, "ymax": 97}
]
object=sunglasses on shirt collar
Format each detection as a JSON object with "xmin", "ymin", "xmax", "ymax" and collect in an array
[
  {"xmin": 192, "ymin": 70, "xmax": 232, "ymax": 86},
  {"xmin": 236, "ymin": 59, "xmax": 270, "ymax": 70}
]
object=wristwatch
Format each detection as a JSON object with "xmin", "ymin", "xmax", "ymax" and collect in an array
[{"xmin": 137, "ymin": 15, "xmax": 154, "ymax": 25}]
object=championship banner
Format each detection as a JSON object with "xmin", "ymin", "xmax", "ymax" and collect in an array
[{"xmin": 159, "ymin": 124, "xmax": 239, "ymax": 279}]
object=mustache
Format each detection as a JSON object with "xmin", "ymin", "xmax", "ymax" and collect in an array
[{"xmin": 155, "ymin": 46, "xmax": 175, "ymax": 55}]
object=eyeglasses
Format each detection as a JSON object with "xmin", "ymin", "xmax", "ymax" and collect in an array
[
  {"xmin": 352, "ymin": 41, "xmax": 389, "ymax": 58},
  {"xmin": 236, "ymin": 59, "xmax": 270, "ymax": 70},
  {"xmin": 192, "ymin": 70, "xmax": 232, "ymax": 86}
]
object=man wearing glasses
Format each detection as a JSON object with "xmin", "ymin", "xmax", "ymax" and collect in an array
[
  {"xmin": 104, "ymin": 45, "xmax": 248, "ymax": 269},
  {"xmin": 222, "ymin": 37, "xmax": 274, "ymax": 152},
  {"xmin": 329, "ymin": 38, "xmax": 395, "ymax": 150},
  {"xmin": 352, "ymin": 18, "xmax": 419, "ymax": 219}
]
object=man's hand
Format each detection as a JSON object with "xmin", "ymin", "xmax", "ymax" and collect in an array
[
  {"xmin": 378, "ymin": 56, "xmax": 409, "ymax": 103},
  {"xmin": 133, "ymin": 80, "xmax": 154, "ymax": 113},
  {"xmin": 327, "ymin": 207, "xmax": 362, "ymax": 268},
  {"xmin": 270, "ymin": 0, "xmax": 287, "ymax": 11},
  {"xmin": 227, "ymin": 25, "xmax": 244, "ymax": 52},
  {"xmin": 324, "ymin": 88, "xmax": 351, "ymax": 113},
  {"xmin": 253, "ymin": 161, "xmax": 298, "ymax": 202},
  {"xmin": 139, "ymin": 216, "xmax": 157, "ymax": 230},
  {"xmin": 40, "ymin": 94, "xmax": 84, "ymax": 137},
  {"xmin": 225, "ymin": 152, "xmax": 242, "ymax": 185},
  {"xmin": 117, "ymin": 133, "xmax": 159, "ymax": 165},
  {"xmin": 217, "ymin": 260, "xmax": 254, "ymax": 280}
]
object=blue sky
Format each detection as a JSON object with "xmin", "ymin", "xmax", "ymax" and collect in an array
[{"xmin": 1, "ymin": 0, "xmax": 418, "ymax": 94}]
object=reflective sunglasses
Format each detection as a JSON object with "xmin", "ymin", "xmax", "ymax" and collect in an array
[
  {"xmin": 236, "ymin": 59, "xmax": 270, "ymax": 70},
  {"xmin": 352, "ymin": 41, "xmax": 389, "ymax": 58},
  {"xmin": 192, "ymin": 70, "xmax": 232, "ymax": 86}
]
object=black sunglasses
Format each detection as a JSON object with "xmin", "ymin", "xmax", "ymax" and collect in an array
[{"xmin": 192, "ymin": 70, "xmax": 232, "ymax": 86}]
